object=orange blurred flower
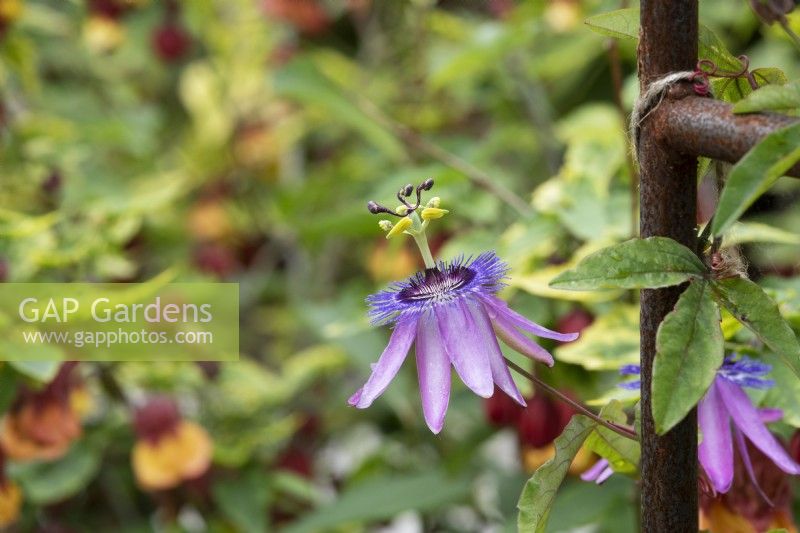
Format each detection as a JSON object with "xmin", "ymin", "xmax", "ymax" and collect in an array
[
  {"xmin": 0, "ymin": 448, "xmax": 21, "ymax": 528},
  {"xmin": 0, "ymin": 362, "xmax": 82, "ymax": 462},
  {"xmin": 131, "ymin": 396, "xmax": 212, "ymax": 491},
  {"xmin": 262, "ymin": 0, "xmax": 330, "ymax": 35}
]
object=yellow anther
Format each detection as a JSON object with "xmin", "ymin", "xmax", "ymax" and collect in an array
[
  {"xmin": 386, "ymin": 217, "xmax": 412, "ymax": 238},
  {"xmin": 426, "ymin": 197, "xmax": 441, "ymax": 208},
  {"xmin": 421, "ymin": 207, "xmax": 448, "ymax": 220},
  {"xmin": 395, "ymin": 205, "xmax": 409, "ymax": 216},
  {"xmin": 378, "ymin": 220, "xmax": 393, "ymax": 232}
]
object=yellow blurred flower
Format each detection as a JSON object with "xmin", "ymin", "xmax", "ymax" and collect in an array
[
  {"xmin": 0, "ymin": 0, "xmax": 22, "ymax": 23},
  {"xmin": 131, "ymin": 396, "xmax": 212, "ymax": 491},
  {"xmin": 132, "ymin": 421, "xmax": 212, "ymax": 491},
  {"xmin": 83, "ymin": 15, "xmax": 125, "ymax": 54},
  {"xmin": 187, "ymin": 200, "xmax": 234, "ymax": 242},
  {"xmin": 0, "ymin": 480, "xmax": 21, "ymax": 529}
]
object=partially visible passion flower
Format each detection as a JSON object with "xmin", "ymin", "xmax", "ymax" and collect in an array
[
  {"xmin": 612, "ymin": 356, "xmax": 800, "ymax": 496},
  {"xmin": 131, "ymin": 396, "xmax": 212, "ymax": 491},
  {"xmin": 349, "ymin": 179, "xmax": 579, "ymax": 433},
  {"xmin": 700, "ymin": 439, "xmax": 797, "ymax": 533}
]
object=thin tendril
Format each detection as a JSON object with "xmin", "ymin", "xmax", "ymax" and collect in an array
[{"xmin": 505, "ymin": 357, "xmax": 639, "ymax": 441}]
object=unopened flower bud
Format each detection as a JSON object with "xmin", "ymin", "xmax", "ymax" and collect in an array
[{"xmin": 402, "ymin": 184, "xmax": 414, "ymax": 197}]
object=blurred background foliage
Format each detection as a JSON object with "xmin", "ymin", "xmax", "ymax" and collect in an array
[{"xmin": 0, "ymin": 0, "xmax": 799, "ymax": 531}]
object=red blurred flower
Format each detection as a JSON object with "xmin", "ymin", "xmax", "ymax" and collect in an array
[
  {"xmin": 485, "ymin": 388, "xmax": 524, "ymax": 427},
  {"xmin": 555, "ymin": 308, "xmax": 593, "ymax": 343},
  {"xmin": 151, "ymin": 23, "xmax": 191, "ymax": 63}
]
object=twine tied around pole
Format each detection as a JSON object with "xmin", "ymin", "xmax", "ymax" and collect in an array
[
  {"xmin": 630, "ymin": 71, "xmax": 711, "ymax": 159},
  {"xmin": 630, "ymin": 55, "xmax": 759, "ymax": 158}
]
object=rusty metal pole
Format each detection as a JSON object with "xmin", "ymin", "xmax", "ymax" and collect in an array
[
  {"xmin": 655, "ymin": 96, "xmax": 800, "ymax": 176},
  {"xmin": 638, "ymin": 2, "xmax": 699, "ymax": 531}
]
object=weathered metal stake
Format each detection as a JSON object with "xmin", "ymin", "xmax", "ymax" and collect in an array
[{"xmin": 638, "ymin": 2, "xmax": 699, "ymax": 531}]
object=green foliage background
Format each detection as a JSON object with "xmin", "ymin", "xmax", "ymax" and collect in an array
[{"xmin": 1, "ymin": 0, "xmax": 800, "ymax": 531}]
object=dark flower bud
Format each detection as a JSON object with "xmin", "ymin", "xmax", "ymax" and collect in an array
[
  {"xmin": 420, "ymin": 178, "xmax": 434, "ymax": 191},
  {"xmin": 367, "ymin": 201, "xmax": 382, "ymax": 214},
  {"xmin": 401, "ymin": 184, "xmax": 414, "ymax": 197}
]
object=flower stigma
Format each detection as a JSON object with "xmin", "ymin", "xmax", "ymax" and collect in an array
[{"xmin": 367, "ymin": 178, "xmax": 448, "ymax": 270}]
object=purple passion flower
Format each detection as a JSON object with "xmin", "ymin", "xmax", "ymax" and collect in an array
[
  {"xmin": 349, "ymin": 252, "xmax": 579, "ymax": 433},
  {"xmin": 581, "ymin": 458, "xmax": 614, "ymax": 485},
  {"xmin": 613, "ymin": 356, "xmax": 800, "ymax": 495},
  {"xmin": 698, "ymin": 357, "xmax": 800, "ymax": 495}
]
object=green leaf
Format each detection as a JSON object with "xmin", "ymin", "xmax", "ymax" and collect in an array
[
  {"xmin": 585, "ymin": 401, "xmax": 640, "ymax": 474},
  {"xmin": 549, "ymin": 237, "xmax": 706, "ymax": 291},
  {"xmin": 213, "ymin": 471, "xmax": 270, "ymax": 532},
  {"xmin": 712, "ymin": 123, "xmax": 800, "ymax": 236},
  {"xmin": 722, "ymin": 221, "xmax": 800, "ymax": 248},
  {"xmin": 734, "ymin": 80, "xmax": 800, "ymax": 114},
  {"xmin": 274, "ymin": 58, "xmax": 406, "ymax": 161},
  {"xmin": 556, "ymin": 305, "xmax": 639, "ymax": 370},
  {"xmin": 517, "ymin": 415, "xmax": 595, "ymax": 532},
  {"xmin": 283, "ymin": 470, "xmax": 471, "ymax": 533},
  {"xmin": 652, "ymin": 281, "xmax": 724, "ymax": 434},
  {"xmin": 10, "ymin": 444, "xmax": 100, "ymax": 504},
  {"xmin": 0, "ymin": 364, "xmax": 19, "ymax": 413},
  {"xmin": 511, "ymin": 241, "xmax": 625, "ymax": 303},
  {"xmin": 711, "ymin": 277, "xmax": 800, "ymax": 377},
  {"xmin": 762, "ymin": 352, "xmax": 800, "ymax": 427},
  {"xmin": 584, "ymin": 8, "xmax": 640, "ymax": 40},
  {"xmin": 713, "ymin": 68, "xmax": 787, "ymax": 104},
  {"xmin": 8, "ymin": 360, "xmax": 61, "ymax": 382},
  {"xmin": 586, "ymin": 9, "xmax": 742, "ymax": 71}
]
